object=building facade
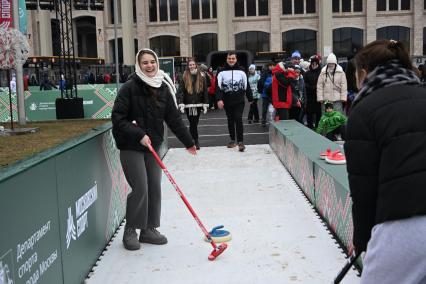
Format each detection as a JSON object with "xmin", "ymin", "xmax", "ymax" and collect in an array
[{"xmin": 26, "ymin": 0, "xmax": 426, "ymax": 65}]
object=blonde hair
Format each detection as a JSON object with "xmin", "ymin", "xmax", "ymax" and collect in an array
[{"xmin": 183, "ymin": 59, "xmax": 204, "ymax": 95}]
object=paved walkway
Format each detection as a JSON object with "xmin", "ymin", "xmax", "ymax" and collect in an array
[{"xmin": 86, "ymin": 145, "xmax": 359, "ymax": 284}]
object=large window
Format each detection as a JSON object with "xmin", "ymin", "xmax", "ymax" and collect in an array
[
  {"xmin": 377, "ymin": 26, "xmax": 410, "ymax": 52},
  {"xmin": 333, "ymin": 28, "xmax": 363, "ymax": 59},
  {"xmin": 235, "ymin": 0, "xmax": 269, "ymax": 17},
  {"xmin": 192, "ymin": 0, "xmax": 200, "ymax": 19},
  {"xmin": 235, "ymin": 0, "xmax": 245, "ymax": 16},
  {"xmin": 378, "ymin": 0, "xmax": 410, "ymax": 11},
  {"xmin": 342, "ymin": 0, "xmax": 351, "ymax": 12},
  {"xmin": 354, "ymin": 0, "xmax": 362, "ymax": 11},
  {"xmin": 282, "ymin": 29, "xmax": 317, "ymax": 59},
  {"xmin": 235, "ymin": 31, "xmax": 270, "ymax": 59},
  {"xmin": 149, "ymin": 0, "xmax": 157, "ymax": 21},
  {"xmin": 109, "ymin": 38, "xmax": 123, "ymax": 63},
  {"xmin": 306, "ymin": 0, "xmax": 315, "ymax": 13},
  {"xmin": 333, "ymin": 0, "xmax": 362, "ymax": 12},
  {"xmin": 400, "ymin": 0, "xmax": 410, "ymax": 10},
  {"xmin": 294, "ymin": 0, "xmax": 303, "ymax": 14},
  {"xmin": 377, "ymin": 0, "xmax": 386, "ymax": 11},
  {"xmin": 192, "ymin": 0, "xmax": 217, "ymax": 19},
  {"xmin": 259, "ymin": 0, "xmax": 268, "ymax": 15},
  {"xmin": 332, "ymin": 0, "xmax": 339, "ymax": 12},
  {"xmin": 150, "ymin": 36, "xmax": 180, "ymax": 56},
  {"xmin": 282, "ymin": 0, "xmax": 292, "ymax": 14},
  {"xmin": 109, "ymin": 0, "xmax": 122, "ymax": 24},
  {"xmin": 389, "ymin": 0, "xmax": 398, "ymax": 10},
  {"xmin": 192, "ymin": 33, "xmax": 218, "ymax": 62},
  {"xmin": 283, "ymin": 0, "xmax": 315, "ymax": 14},
  {"xmin": 149, "ymin": 0, "xmax": 178, "ymax": 22}
]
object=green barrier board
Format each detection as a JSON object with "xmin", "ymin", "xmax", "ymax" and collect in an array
[
  {"xmin": 0, "ymin": 84, "xmax": 118, "ymax": 122},
  {"xmin": 0, "ymin": 159, "xmax": 63, "ymax": 284},
  {"xmin": 269, "ymin": 120, "xmax": 354, "ymax": 252},
  {"xmin": 0, "ymin": 122, "xmax": 169, "ymax": 283},
  {"xmin": 0, "ymin": 124, "xmax": 129, "ymax": 283}
]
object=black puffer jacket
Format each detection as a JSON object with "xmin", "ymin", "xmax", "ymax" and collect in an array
[
  {"xmin": 176, "ymin": 74, "xmax": 209, "ymax": 106},
  {"xmin": 344, "ymin": 84, "xmax": 426, "ymax": 252},
  {"xmin": 304, "ymin": 66, "xmax": 321, "ymax": 112},
  {"xmin": 112, "ymin": 74, "xmax": 194, "ymax": 151}
]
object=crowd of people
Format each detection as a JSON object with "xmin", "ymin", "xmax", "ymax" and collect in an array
[{"xmin": 108, "ymin": 40, "xmax": 426, "ymax": 283}]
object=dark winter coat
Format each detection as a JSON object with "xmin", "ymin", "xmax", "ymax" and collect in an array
[
  {"xmin": 216, "ymin": 63, "xmax": 253, "ymax": 107},
  {"xmin": 112, "ymin": 74, "xmax": 194, "ymax": 151},
  {"xmin": 344, "ymin": 84, "xmax": 426, "ymax": 252},
  {"xmin": 304, "ymin": 66, "xmax": 321, "ymax": 112},
  {"xmin": 176, "ymin": 74, "xmax": 209, "ymax": 107}
]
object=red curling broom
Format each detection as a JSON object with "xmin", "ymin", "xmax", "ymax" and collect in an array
[{"xmin": 147, "ymin": 143, "xmax": 228, "ymax": 261}]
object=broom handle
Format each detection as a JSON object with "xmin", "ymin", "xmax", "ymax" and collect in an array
[{"xmin": 147, "ymin": 144, "xmax": 217, "ymax": 249}]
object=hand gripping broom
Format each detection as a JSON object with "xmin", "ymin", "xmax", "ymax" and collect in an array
[{"xmin": 147, "ymin": 144, "xmax": 228, "ymax": 261}]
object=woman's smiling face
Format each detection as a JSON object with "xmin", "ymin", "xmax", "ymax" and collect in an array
[{"xmin": 139, "ymin": 53, "xmax": 157, "ymax": 77}]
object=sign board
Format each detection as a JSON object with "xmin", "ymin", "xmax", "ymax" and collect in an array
[
  {"xmin": 0, "ymin": 0, "xmax": 12, "ymax": 29},
  {"xmin": 159, "ymin": 57, "xmax": 175, "ymax": 82}
]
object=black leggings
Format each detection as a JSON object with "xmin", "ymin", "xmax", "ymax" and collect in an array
[
  {"xmin": 186, "ymin": 108, "xmax": 201, "ymax": 141},
  {"xmin": 326, "ymin": 125, "xmax": 346, "ymax": 141},
  {"xmin": 248, "ymin": 99, "xmax": 259, "ymax": 121},
  {"xmin": 224, "ymin": 103, "xmax": 245, "ymax": 142}
]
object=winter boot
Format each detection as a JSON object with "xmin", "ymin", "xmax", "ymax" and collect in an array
[
  {"xmin": 227, "ymin": 141, "xmax": 236, "ymax": 148},
  {"xmin": 122, "ymin": 225, "xmax": 141, "ymax": 250},
  {"xmin": 139, "ymin": 227, "xmax": 168, "ymax": 245},
  {"xmin": 238, "ymin": 142, "xmax": 246, "ymax": 152}
]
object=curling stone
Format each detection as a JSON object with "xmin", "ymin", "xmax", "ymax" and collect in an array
[{"xmin": 204, "ymin": 225, "xmax": 232, "ymax": 243}]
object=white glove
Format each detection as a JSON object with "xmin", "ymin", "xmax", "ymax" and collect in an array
[
  {"xmin": 179, "ymin": 104, "xmax": 185, "ymax": 114},
  {"xmin": 203, "ymin": 105, "xmax": 208, "ymax": 114}
]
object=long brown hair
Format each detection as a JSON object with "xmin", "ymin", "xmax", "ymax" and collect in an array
[
  {"xmin": 183, "ymin": 58, "xmax": 204, "ymax": 95},
  {"xmin": 354, "ymin": 39, "xmax": 412, "ymax": 73}
]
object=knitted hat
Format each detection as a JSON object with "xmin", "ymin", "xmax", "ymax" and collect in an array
[
  {"xmin": 249, "ymin": 64, "xmax": 256, "ymax": 71},
  {"xmin": 324, "ymin": 102, "xmax": 334, "ymax": 109},
  {"xmin": 199, "ymin": 64, "xmax": 208, "ymax": 72},
  {"xmin": 291, "ymin": 50, "xmax": 301, "ymax": 58},
  {"xmin": 326, "ymin": 53, "xmax": 337, "ymax": 64},
  {"xmin": 310, "ymin": 55, "xmax": 320, "ymax": 65}
]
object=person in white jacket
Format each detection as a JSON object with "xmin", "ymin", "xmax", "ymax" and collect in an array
[{"xmin": 316, "ymin": 53, "xmax": 347, "ymax": 114}]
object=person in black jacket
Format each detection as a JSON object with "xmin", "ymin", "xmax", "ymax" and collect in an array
[
  {"xmin": 304, "ymin": 56, "xmax": 321, "ymax": 129},
  {"xmin": 177, "ymin": 58, "xmax": 209, "ymax": 150},
  {"xmin": 345, "ymin": 40, "xmax": 426, "ymax": 283},
  {"xmin": 216, "ymin": 51, "xmax": 253, "ymax": 152},
  {"xmin": 112, "ymin": 48, "xmax": 196, "ymax": 251}
]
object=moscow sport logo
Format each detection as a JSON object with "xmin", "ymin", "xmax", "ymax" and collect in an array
[{"xmin": 65, "ymin": 207, "xmax": 77, "ymax": 249}]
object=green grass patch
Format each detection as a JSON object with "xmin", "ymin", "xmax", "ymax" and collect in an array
[{"xmin": 0, "ymin": 119, "xmax": 109, "ymax": 168}]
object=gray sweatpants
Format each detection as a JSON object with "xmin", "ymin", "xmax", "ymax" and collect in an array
[
  {"xmin": 361, "ymin": 215, "xmax": 426, "ymax": 284},
  {"xmin": 120, "ymin": 150, "xmax": 162, "ymax": 229}
]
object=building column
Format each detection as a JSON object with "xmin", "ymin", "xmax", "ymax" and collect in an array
[
  {"xmin": 217, "ymin": 0, "xmax": 229, "ymax": 50},
  {"xmin": 412, "ymin": 0, "xmax": 423, "ymax": 56},
  {"xmin": 136, "ymin": 1, "xmax": 148, "ymax": 51},
  {"xmin": 178, "ymin": 0, "xmax": 189, "ymax": 56},
  {"xmin": 318, "ymin": 1, "xmax": 332, "ymax": 59},
  {"xmin": 121, "ymin": 0, "xmax": 134, "ymax": 65},
  {"xmin": 270, "ymin": 0, "xmax": 281, "ymax": 52},
  {"xmin": 96, "ymin": 12, "xmax": 106, "ymax": 59},
  {"xmin": 38, "ymin": 10, "xmax": 52, "ymax": 56},
  {"xmin": 365, "ymin": 0, "xmax": 377, "ymax": 45}
]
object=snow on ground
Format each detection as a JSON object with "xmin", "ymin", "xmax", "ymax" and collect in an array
[{"xmin": 86, "ymin": 145, "xmax": 359, "ymax": 284}]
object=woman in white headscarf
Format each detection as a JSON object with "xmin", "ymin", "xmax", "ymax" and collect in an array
[{"xmin": 112, "ymin": 48, "xmax": 196, "ymax": 251}]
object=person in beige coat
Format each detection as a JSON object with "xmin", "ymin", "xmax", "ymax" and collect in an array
[{"xmin": 316, "ymin": 53, "xmax": 347, "ymax": 114}]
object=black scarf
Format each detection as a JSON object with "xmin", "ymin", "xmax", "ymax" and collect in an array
[{"xmin": 352, "ymin": 60, "xmax": 421, "ymax": 108}]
